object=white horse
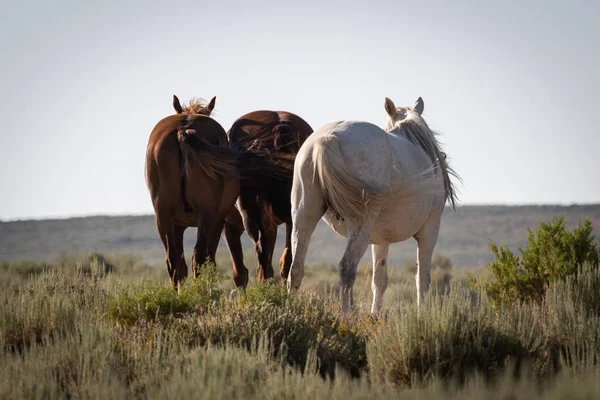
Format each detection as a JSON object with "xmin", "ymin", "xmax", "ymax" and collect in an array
[{"xmin": 286, "ymin": 97, "xmax": 459, "ymax": 313}]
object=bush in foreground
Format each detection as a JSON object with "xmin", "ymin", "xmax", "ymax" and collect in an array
[
  {"xmin": 108, "ymin": 262, "xmax": 226, "ymax": 325},
  {"xmin": 477, "ymin": 216, "xmax": 599, "ymax": 304}
]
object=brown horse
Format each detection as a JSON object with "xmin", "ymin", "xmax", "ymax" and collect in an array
[
  {"xmin": 146, "ymin": 96, "xmax": 292, "ymax": 289},
  {"xmin": 223, "ymin": 111, "xmax": 313, "ymax": 287}
]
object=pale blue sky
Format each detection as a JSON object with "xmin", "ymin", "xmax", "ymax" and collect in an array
[{"xmin": 1, "ymin": 0, "xmax": 598, "ymax": 221}]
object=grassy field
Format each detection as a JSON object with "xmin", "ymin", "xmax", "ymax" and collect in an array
[
  {"xmin": 2, "ymin": 252, "xmax": 600, "ymax": 399},
  {"xmin": 2, "ymin": 207, "xmax": 600, "ymax": 398}
]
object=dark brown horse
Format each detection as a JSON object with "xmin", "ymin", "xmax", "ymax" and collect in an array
[
  {"xmin": 223, "ymin": 111, "xmax": 313, "ymax": 287},
  {"xmin": 146, "ymin": 96, "xmax": 292, "ymax": 290}
]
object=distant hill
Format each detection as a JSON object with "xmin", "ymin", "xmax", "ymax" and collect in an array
[{"xmin": 1, "ymin": 205, "xmax": 599, "ymax": 267}]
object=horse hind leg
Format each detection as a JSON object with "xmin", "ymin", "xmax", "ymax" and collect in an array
[
  {"xmin": 371, "ymin": 243, "xmax": 389, "ymax": 314},
  {"xmin": 192, "ymin": 212, "xmax": 219, "ymax": 276},
  {"xmin": 174, "ymin": 224, "xmax": 187, "ymax": 279},
  {"xmin": 156, "ymin": 212, "xmax": 187, "ymax": 290},
  {"xmin": 256, "ymin": 219, "xmax": 277, "ymax": 281},
  {"xmin": 208, "ymin": 218, "xmax": 226, "ymax": 263},
  {"xmin": 414, "ymin": 219, "xmax": 441, "ymax": 306},
  {"xmin": 279, "ymin": 222, "xmax": 293, "ymax": 286},
  {"xmin": 339, "ymin": 220, "xmax": 373, "ymax": 312},
  {"xmin": 287, "ymin": 173, "xmax": 326, "ymax": 292},
  {"xmin": 237, "ymin": 195, "xmax": 275, "ymax": 282},
  {"xmin": 222, "ymin": 210, "xmax": 249, "ymax": 288}
]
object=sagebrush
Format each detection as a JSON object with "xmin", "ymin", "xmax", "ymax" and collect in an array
[{"xmin": 2, "ymin": 216, "xmax": 600, "ymax": 399}]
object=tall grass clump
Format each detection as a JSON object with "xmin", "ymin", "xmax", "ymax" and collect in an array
[
  {"xmin": 367, "ymin": 284, "xmax": 531, "ymax": 386},
  {"xmin": 541, "ymin": 266, "xmax": 600, "ymax": 372},
  {"xmin": 1, "ymin": 326, "xmax": 125, "ymax": 399},
  {"xmin": 368, "ymin": 263, "xmax": 600, "ymax": 387},
  {"xmin": 0, "ymin": 258, "xmax": 110, "ymax": 352}
]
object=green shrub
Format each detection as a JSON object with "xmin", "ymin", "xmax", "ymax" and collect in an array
[
  {"xmin": 238, "ymin": 280, "xmax": 289, "ymax": 308},
  {"xmin": 479, "ymin": 217, "xmax": 599, "ymax": 304},
  {"xmin": 108, "ymin": 262, "xmax": 226, "ymax": 325}
]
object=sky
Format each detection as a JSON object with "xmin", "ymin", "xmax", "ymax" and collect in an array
[{"xmin": 0, "ymin": 0, "xmax": 598, "ymax": 221}]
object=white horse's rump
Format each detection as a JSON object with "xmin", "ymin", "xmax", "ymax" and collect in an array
[
  {"xmin": 311, "ymin": 131, "xmax": 443, "ymax": 222},
  {"xmin": 287, "ymin": 97, "xmax": 459, "ymax": 313}
]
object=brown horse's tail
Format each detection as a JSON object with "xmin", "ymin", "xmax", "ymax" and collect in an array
[
  {"xmin": 177, "ymin": 129, "xmax": 238, "ymax": 211},
  {"xmin": 177, "ymin": 128, "xmax": 238, "ymax": 181}
]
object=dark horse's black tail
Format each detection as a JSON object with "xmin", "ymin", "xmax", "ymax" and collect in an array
[{"xmin": 233, "ymin": 145, "xmax": 296, "ymax": 221}]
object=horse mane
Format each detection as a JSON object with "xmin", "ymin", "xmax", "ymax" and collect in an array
[
  {"xmin": 181, "ymin": 98, "xmax": 212, "ymax": 115},
  {"xmin": 386, "ymin": 112, "xmax": 460, "ymax": 209}
]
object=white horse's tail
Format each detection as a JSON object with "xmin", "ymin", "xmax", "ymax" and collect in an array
[{"xmin": 311, "ymin": 135, "xmax": 443, "ymax": 220}]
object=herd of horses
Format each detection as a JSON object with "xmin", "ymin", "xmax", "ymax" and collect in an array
[{"xmin": 145, "ymin": 95, "xmax": 459, "ymax": 313}]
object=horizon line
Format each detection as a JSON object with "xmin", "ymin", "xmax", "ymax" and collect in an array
[{"xmin": 2, "ymin": 201, "xmax": 600, "ymax": 223}]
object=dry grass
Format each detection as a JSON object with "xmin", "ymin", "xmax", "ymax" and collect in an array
[{"xmin": 1, "ymin": 251, "xmax": 600, "ymax": 398}]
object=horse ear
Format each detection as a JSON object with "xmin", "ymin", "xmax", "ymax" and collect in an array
[
  {"xmin": 384, "ymin": 97, "xmax": 397, "ymax": 118},
  {"xmin": 173, "ymin": 95, "xmax": 183, "ymax": 114},
  {"xmin": 413, "ymin": 97, "xmax": 424, "ymax": 115},
  {"xmin": 206, "ymin": 96, "xmax": 216, "ymax": 113}
]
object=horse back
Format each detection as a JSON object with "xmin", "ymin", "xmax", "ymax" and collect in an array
[{"xmin": 228, "ymin": 110, "xmax": 313, "ymax": 155}]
